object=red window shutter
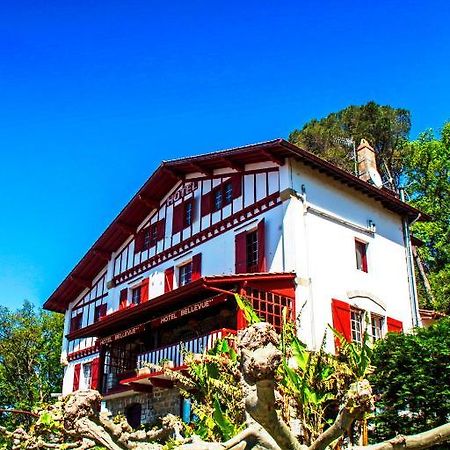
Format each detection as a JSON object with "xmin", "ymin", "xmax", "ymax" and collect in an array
[
  {"xmin": 134, "ymin": 230, "xmax": 144, "ymax": 253},
  {"xmin": 387, "ymin": 317, "xmax": 403, "ymax": 333},
  {"xmin": 192, "ymin": 253, "xmax": 202, "ymax": 281},
  {"xmin": 257, "ymin": 219, "xmax": 266, "ymax": 272},
  {"xmin": 231, "ymin": 175, "xmax": 242, "ymax": 199},
  {"xmin": 73, "ymin": 363, "xmax": 81, "ymax": 391},
  {"xmin": 157, "ymin": 219, "xmax": 165, "ymax": 241},
  {"xmin": 172, "ymin": 203, "xmax": 184, "ymax": 234},
  {"xmin": 235, "ymin": 231, "xmax": 247, "ymax": 273},
  {"xmin": 164, "ymin": 267, "xmax": 174, "ymax": 293},
  {"xmin": 201, "ymin": 192, "xmax": 212, "ymax": 216},
  {"xmin": 119, "ymin": 288, "xmax": 128, "ymax": 310},
  {"xmin": 140, "ymin": 278, "xmax": 150, "ymax": 302},
  {"xmin": 331, "ymin": 299, "xmax": 351, "ymax": 344},
  {"xmin": 90, "ymin": 358, "xmax": 100, "ymax": 390}
]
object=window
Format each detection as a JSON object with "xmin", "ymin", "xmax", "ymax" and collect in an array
[
  {"xmin": 131, "ymin": 286, "xmax": 141, "ymax": 305},
  {"xmin": 82, "ymin": 363, "xmax": 92, "ymax": 390},
  {"xmin": 371, "ymin": 315, "xmax": 384, "ymax": 342},
  {"xmin": 355, "ymin": 239, "xmax": 368, "ymax": 272},
  {"xmin": 350, "ymin": 309, "xmax": 364, "ymax": 344},
  {"xmin": 179, "ymin": 262, "xmax": 192, "ymax": 286},
  {"xmin": 70, "ymin": 313, "xmax": 83, "ymax": 333},
  {"xmin": 246, "ymin": 230, "xmax": 258, "ymax": 272},
  {"xmin": 213, "ymin": 188, "xmax": 223, "ymax": 211},
  {"xmin": 213, "ymin": 182, "xmax": 233, "ymax": 211},
  {"xmin": 184, "ymin": 200, "xmax": 193, "ymax": 228},
  {"xmin": 223, "ymin": 182, "xmax": 233, "ymax": 205},
  {"xmin": 94, "ymin": 304, "xmax": 107, "ymax": 322}
]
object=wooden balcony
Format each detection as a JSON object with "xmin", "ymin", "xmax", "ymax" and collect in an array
[{"xmin": 136, "ymin": 328, "xmax": 237, "ymax": 371}]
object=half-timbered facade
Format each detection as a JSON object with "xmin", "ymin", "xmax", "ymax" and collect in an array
[{"xmin": 44, "ymin": 138, "xmax": 424, "ymax": 425}]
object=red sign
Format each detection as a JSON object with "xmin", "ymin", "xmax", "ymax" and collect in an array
[{"xmin": 152, "ymin": 295, "xmax": 226, "ymax": 327}]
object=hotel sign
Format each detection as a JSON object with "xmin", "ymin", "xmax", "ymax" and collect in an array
[
  {"xmin": 99, "ymin": 324, "xmax": 145, "ymax": 346},
  {"xmin": 166, "ymin": 182, "xmax": 198, "ymax": 206},
  {"xmin": 152, "ymin": 295, "xmax": 226, "ymax": 327}
]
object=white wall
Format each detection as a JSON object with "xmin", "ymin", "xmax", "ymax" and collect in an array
[{"xmin": 284, "ymin": 158, "xmax": 414, "ymax": 351}]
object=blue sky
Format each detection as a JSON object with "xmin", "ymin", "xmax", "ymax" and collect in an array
[{"xmin": 0, "ymin": 0, "xmax": 449, "ymax": 310}]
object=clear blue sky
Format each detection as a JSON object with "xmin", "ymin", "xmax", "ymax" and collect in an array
[{"xmin": 1, "ymin": 0, "xmax": 449, "ymax": 310}]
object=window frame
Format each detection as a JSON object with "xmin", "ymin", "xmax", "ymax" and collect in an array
[
  {"xmin": 183, "ymin": 199, "xmax": 194, "ymax": 228},
  {"xmin": 179, "ymin": 261, "xmax": 193, "ymax": 287},
  {"xmin": 246, "ymin": 229, "xmax": 259, "ymax": 273},
  {"xmin": 355, "ymin": 239, "xmax": 368, "ymax": 273},
  {"xmin": 350, "ymin": 308, "xmax": 364, "ymax": 344},
  {"xmin": 131, "ymin": 286, "xmax": 142, "ymax": 305}
]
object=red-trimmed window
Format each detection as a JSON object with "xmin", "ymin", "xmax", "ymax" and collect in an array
[
  {"xmin": 179, "ymin": 262, "xmax": 192, "ymax": 287},
  {"xmin": 94, "ymin": 304, "xmax": 107, "ymax": 322},
  {"xmin": 184, "ymin": 199, "xmax": 194, "ymax": 228},
  {"xmin": 246, "ymin": 231, "xmax": 258, "ymax": 272},
  {"xmin": 371, "ymin": 314, "xmax": 384, "ymax": 341},
  {"xmin": 131, "ymin": 286, "xmax": 141, "ymax": 305},
  {"xmin": 350, "ymin": 308, "xmax": 364, "ymax": 344},
  {"xmin": 355, "ymin": 239, "xmax": 368, "ymax": 272},
  {"xmin": 202, "ymin": 175, "xmax": 241, "ymax": 217},
  {"xmin": 235, "ymin": 219, "xmax": 266, "ymax": 273},
  {"xmin": 70, "ymin": 313, "xmax": 83, "ymax": 333},
  {"xmin": 82, "ymin": 362, "xmax": 92, "ymax": 390}
]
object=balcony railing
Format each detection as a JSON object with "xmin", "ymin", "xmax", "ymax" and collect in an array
[{"xmin": 136, "ymin": 328, "xmax": 236, "ymax": 371}]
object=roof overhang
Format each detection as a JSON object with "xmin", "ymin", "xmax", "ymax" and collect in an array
[
  {"xmin": 66, "ymin": 272, "xmax": 296, "ymax": 340},
  {"xmin": 45, "ymin": 139, "xmax": 428, "ymax": 313}
]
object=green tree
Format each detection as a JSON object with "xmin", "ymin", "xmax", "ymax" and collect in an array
[
  {"xmin": 370, "ymin": 317, "xmax": 450, "ymax": 445},
  {"xmin": 404, "ymin": 123, "xmax": 450, "ymax": 313},
  {"xmin": 288, "ymin": 101, "xmax": 411, "ymax": 189},
  {"xmin": 0, "ymin": 301, "xmax": 63, "ymax": 434}
]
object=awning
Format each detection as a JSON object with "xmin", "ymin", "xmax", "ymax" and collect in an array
[{"xmin": 67, "ymin": 272, "xmax": 296, "ymax": 340}]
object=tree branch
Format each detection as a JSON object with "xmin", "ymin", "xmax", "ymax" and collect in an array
[
  {"xmin": 308, "ymin": 380, "xmax": 374, "ymax": 450},
  {"xmin": 351, "ymin": 422, "xmax": 450, "ymax": 450}
]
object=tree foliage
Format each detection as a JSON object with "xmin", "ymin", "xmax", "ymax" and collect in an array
[
  {"xmin": 288, "ymin": 101, "xmax": 411, "ymax": 189},
  {"xmin": 0, "ymin": 301, "xmax": 63, "ymax": 435},
  {"xmin": 404, "ymin": 123, "xmax": 450, "ymax": 313},
  {"xmin": 370, "ymin": 317, "xmax": 450, "ymax": 444}
]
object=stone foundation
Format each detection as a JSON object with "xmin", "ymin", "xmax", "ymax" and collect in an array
[{"xmin": 105, "ymin": 388, "xmax": 181, "ymax": 427}]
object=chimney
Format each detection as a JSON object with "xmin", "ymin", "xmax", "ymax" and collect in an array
[{"xmin": 357, "ymin": 138, "xmax": 377, "ymax": 182}]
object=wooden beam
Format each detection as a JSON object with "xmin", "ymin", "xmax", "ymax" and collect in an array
[
  {"xmin": 262, "ymin": 150, "xmax": 285, "ymax": 166},
  {"xmin": 117, "ymin": 222, "xmax": 135, "ymax": 235},
  {"xmin": 93, "ymin": 249, "xmax": 110, "ymax": 261},
  {"xmin": 69, "ymin": 276, "xmax": 91, "ymax": 290},
  {"xmin": 137, "ymin": 194, "xmax": 159, "ymax": 210},
  {"xmin": 163, "ymin": 166, "xmax": 185, "ymax": 181},
  {"xmin": 221, "ymin": 158, "xmax": 244, "ymax": 172},
  {"xmin": 190, "ymin": 163, "xmax": 213, "ymax": 177},
  {"xmin": 130, "ymin": 382, "xmax": 153, "ymax": 394},
  {"xmin": 150, "ymin": 378, "xmax": 174, "ymax": 389}
]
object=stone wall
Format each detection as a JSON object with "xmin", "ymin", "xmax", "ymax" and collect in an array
[{"xmin": 105, "ymin": 388, "xmax": 181, "ymax": 427}]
